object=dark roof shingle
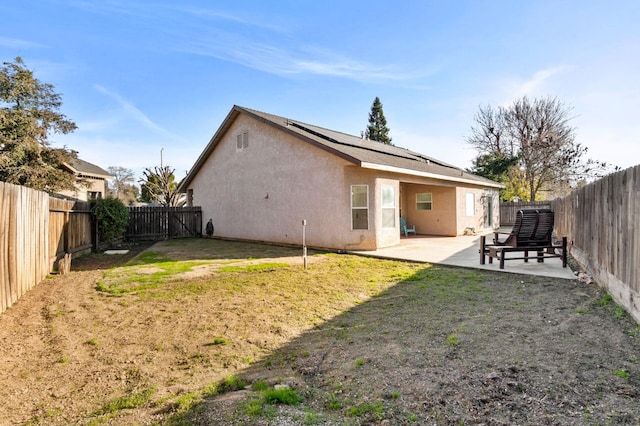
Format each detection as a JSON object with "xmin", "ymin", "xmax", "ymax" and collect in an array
[
  {"xmin": 179, "ymin": 105, "xmax": 503, "ymax": 191},
  {"xmin": 66, "ymin": 158, "xmax": 112, "ymax": 178}
]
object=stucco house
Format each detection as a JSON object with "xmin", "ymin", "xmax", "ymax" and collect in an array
[
  {"xmin": 178, "ymin": 106, "xmax": 503, "ymax": 251},
  {"xmin": 57, "ymin": 158, "xmax": 113, "ymax": 201}
]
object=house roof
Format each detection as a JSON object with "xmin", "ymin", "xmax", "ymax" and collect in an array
[
  {"xmin": 64, "ymin": 158, "xmax": 113, "ymax": 179},
  {"xmin": 178, "ymin": 105, "xmax": 504, "ymax": 191}
]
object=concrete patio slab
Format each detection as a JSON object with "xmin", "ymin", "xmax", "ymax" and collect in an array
[{"xmin": 349, "ymin": 233, "xmax": 576, "ymax": 280}]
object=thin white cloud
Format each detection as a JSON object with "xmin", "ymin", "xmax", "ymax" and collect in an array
[
  {"xmin": 0, "ymin": 37, "xmax": 45, "ymax": 49},
  {"xmin": 517, "ymin": 66, "xmax": 568, "ymax": 96},
  {"xmin": 94, "ymin": 85, "xmax": 187, "ymax": 143},
  {"xmin": 65, "ymin": 1, "xmax": 418, "ymax": 84},
  {"xmin": 174, "ymin": 7, "xmax": 290, "ymax": 33},
  {"xmin": 180, "ymin": 37, "xmax": 413, "ymax": 84},
  {"xmin": 499, "ymin": 66, "xmax": 569, "ymax": 104},
  {"xmin": 67, "ymin": 1, "xmax": 289, "ymax": 33}
]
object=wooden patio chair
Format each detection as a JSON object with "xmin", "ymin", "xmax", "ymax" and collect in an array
[
  {"xmin": 400, "ymin": 217, "xmax": 416, "ymax": 237},
  {"xmin": 480, "ymin": 209, "xmax": 567, "ymax": 269}
]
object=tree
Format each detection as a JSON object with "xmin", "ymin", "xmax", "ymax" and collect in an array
[
  {"xmin": 0, "ymin": 57, "xmax": 78, "ymax": 192},
  {"xmin": 366, "ymin": 96, "xmax": 392, "ymax": 144},
  {"xmin": 467, "ymin": 96, "xmax": 614, "ymax": 200},
  {"xmin": 139, "ymin": 165, "xmax": 182, "ymax": 206},
  {"xmin": 92, "ymin": 197, "xmax": 129, "ymax": 244},
  {"xmin": 468, "ymin": 152, "xmax": 526, "ymax": 201},
  {"xmin": 107, "ymin": 166, "xmax": 138, "ymax": 205}
]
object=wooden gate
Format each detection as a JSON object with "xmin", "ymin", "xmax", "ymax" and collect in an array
[{"xmin": 124, "ymin": 206, "xmax": 202, "ymax": 241}]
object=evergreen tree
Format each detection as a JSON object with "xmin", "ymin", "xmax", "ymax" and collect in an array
[
  {"xmin": 0, "ymin": 57, "xmax": 78, "ymax": 192},
  {"xmin": 366, "ymin": 97, "xmax": 392, "ymax": 144}
]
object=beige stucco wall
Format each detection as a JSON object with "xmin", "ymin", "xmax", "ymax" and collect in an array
[
  {"xmin": 399, "ymin": 182, "xmax": 500, "ymax": 236},
  {"xmin": 187, "ymin": 113, "xmax": 501, "ymax": 248},
  {"xmin": 188, "ymin": 115, "xmax": 391, "ymax": 250},
  {"xmin": 455, "ymin": 186, "xmax": 500, "ymax": 234},
  {"xmin": 401, "ymin": 183, "xmax": 457, "ymax": 236},
  {"xmin": 57, "ymin": 176, "xmax": 107, "ymax": 201}
]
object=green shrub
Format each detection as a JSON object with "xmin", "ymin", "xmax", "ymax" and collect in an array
[
  {"xmin": 446, "ymin": 334, "xmax": 459, "ymax": 346},
  {"xmin": 92, "ymin": 197, "xmax": 129, "ymax": 244},
  {"xmin": 263, "ymin": 387, "xmax": 304, "ymax": 405},
  {"xmin": 217, "ymin": 375, "xmax": 248, "ymax": 393},
  {"xmin": 347, "ymin": 401, "xmax": 384, "ymax": 417}
]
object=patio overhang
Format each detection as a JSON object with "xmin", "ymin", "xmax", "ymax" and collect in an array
[{"xmin": 360, "ymin": 162, "xmax": 505, "ymax": 189}]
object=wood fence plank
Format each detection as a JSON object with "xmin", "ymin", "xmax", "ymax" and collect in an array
[
  {"xmin": 124, "ymin": 206, "xmax": 202, "ymax": 241},
  {"xmin": 551, "ymin": 164, "xmax": 640, "ymax": 322},
  {"xmin": 499, "ymin": 201, "xmax": 552, "ymax": 226},
  {"xmin": 0, "ymin": 183, "xmax": 95, "ymax": 314},
  {"xmin": 0, "ymin": 184, "xmax": 7, "ymax": 312}
]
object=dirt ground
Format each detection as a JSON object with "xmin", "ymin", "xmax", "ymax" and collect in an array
[{"xmin": 0, "ymin": 239, "xmax": 638, "ymax": 425}]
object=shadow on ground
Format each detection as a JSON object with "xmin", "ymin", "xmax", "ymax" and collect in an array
[{"xmin": 179, "ymin": 262, "xmax": 640, "ymax": 425}]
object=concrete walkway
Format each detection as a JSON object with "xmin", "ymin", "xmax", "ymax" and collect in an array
[{"xmin": 349, "ymin": 233, "xmax": 576, "ymax": 280}]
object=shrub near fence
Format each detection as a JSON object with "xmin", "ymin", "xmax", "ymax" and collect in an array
[
  {"xmin": 553, "ymin": 165, "xmax": 640, "ymax": 323},
  {"xmin": 0, "ymin": 182, "xmax": 93, "ymax": 314}
]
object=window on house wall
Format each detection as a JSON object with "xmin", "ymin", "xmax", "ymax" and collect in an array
[
  {"xmin": 236, "ymin": 134, "xmax": 242, "ymax": 149},
  {"xmin": 416, "ymin": 192, "xmax": 432, "ymax": 210},
  {"xmin": 381, "ymin": 185, "xmax": 395, "ymax": 228},
  {"xmin": 351, "ymin": 185, "xmax": 368, "ymax": 230},
  {"xmin": 466, "ymin": 193, "xmax": 475, "ymax": 216}
]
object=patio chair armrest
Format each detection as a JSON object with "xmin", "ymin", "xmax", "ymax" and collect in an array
[{"xmin": 493, "ymin": 231, "xmax": 510, "ymax": 244}]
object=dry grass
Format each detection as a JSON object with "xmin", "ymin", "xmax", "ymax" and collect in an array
[{"xmin": 1, "ymin": 238, "xmax": 639, "ymax": 425}]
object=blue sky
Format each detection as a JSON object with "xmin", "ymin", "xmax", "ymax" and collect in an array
[{"xmin": 2, "ymin": 1, "xmax": 639, "ymax": 181}]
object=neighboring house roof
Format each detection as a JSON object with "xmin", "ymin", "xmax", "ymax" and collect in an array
[
  {"xmin": 64, "ymin": 158, "xmax": 113, "ymax": 179},
  {"xmin": 179, "ymin": 105, "xmax": 504, "ymax": 191}
]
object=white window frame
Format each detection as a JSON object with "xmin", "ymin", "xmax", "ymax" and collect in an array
[
  {"xmin": 351, "ymin": 185, "xmax": 369, "ymax": 230},
  {"xmin": 416, "ymin": 192, "xmax": 433, "ymax": 211},
  {"xmin": 381, "ymin": 185, "xmax": 396, "ymax": 228},
  {"xmin": 466, "ymin": 193, "xmax": 475, "ymax": 217}
]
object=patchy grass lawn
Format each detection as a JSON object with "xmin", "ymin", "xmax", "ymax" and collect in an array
[{"xmin": 0, "ymin": 238, "xmax": 638, "ymax": 425}]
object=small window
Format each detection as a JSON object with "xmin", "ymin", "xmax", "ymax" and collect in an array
[
  {"xmin": 466, "ymin": 193, "xmax": 475, "ymax": 216},
  {"xmin": 381, "ymin": 185, "xmax": 395, "ymax": 228},
  {"xmin": 236, "ymin": 134, "xmax": 242, "ymax": 149},
  {"xmin": 243, "ymin": 132, "xmax": 249, "ymax": 148},
  {"xmin": 351, "ymin": 185, "xmax": 368, "ymax": 230},
  {"xmin": 416, "ymin": 193, "xmax": 432, "ymax": 210}
]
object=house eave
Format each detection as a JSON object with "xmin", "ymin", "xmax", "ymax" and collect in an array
[{"xmin": 360, "ymin": 162, "xmax": 506, "ymax": 189}]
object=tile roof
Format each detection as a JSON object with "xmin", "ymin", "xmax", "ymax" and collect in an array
[{"xmin": 179, "ymin": 105, "xmax": 503, "ymax": 191}]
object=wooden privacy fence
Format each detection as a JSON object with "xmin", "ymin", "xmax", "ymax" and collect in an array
[
  {"xmin": 499, "ymin": 201, "xmax": 552, "ymax": 226},
  {"xmin": 125, "ymin": 206, "xmax": 202, "ymax": 241},
  {"xmin": 0, "ymin": 182, "xmax": 92, "ymax": 314},
  {"xmin": 49, "ymin": 198, "xmax": 93, "ymax": 267},
  {"xmin": 552, "ymin": 165, "xmax": 640, "ymax": 323}
]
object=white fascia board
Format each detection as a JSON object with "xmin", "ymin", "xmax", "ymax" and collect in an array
[{"xmin": 360, "ymin": 162, "xmax": 505, "ymax": 189}]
